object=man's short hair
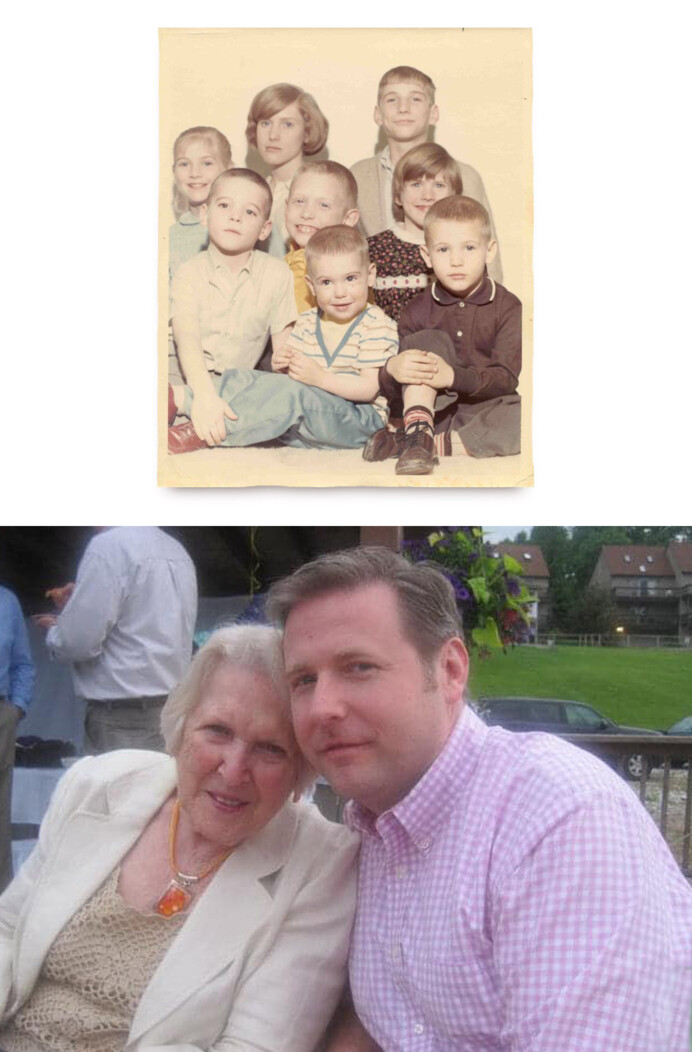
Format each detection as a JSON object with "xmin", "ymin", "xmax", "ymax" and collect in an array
[
  {"xmin": 304, "ymin": 225, "xmax": 370, "ymax": 274},
  {"xmin": 378, "ymin": 66, "xmax": 436, "ymax": 103},
  {"xmin": 246, "ymin": 83, "xmax": 329, "ymax": 156},
  {"xmin": 392, "ymin": 143, "xmax": 463, "ymax": 222},
  {"xmin": 423, "ymin": 195, "xmax": 492, "ymax": 242},
  {"xmin": 207, "ymin": 167, "xmax": 273, "ymax": 220},
  {"xmin": 291, "ymin": 161, "xmax": 358, "ymax": 211},
  {"xmin": 267, "ymin": 546, "xmax": 463, "ymax": 663}
]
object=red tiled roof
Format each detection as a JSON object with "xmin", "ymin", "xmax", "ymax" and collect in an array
[
  {"xmin": 496, "ymin": 544, "xmax": 550, "ymax": 577},
  {"xmin": 667, "ymin": 541, "xmax": 692, "ymax": 574},
  {"xmin": 599, "ymin": 545, "xmax": 673, "ymax": 577}
]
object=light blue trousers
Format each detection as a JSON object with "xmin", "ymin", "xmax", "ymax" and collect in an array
[{"xmin": 183, "ymin": 369, "xmax": 383, "ymax": 450}]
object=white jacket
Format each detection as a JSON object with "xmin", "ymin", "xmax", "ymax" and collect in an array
[{"xmin": 0, "ymin": 751, "xmax": 359, "ymax": 1051}]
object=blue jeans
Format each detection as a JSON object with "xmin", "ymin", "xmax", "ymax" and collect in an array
[{"xmin": 184, "ymin": 369, "xmax": 383, "ymax": 449}]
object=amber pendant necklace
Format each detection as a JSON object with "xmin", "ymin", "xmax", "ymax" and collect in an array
[{"xmin": 154, "ymin": 799, "xmax": 233, "ymax": 917}]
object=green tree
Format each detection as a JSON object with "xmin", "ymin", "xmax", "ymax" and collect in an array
[{"xmin": 528, "ymin": 527, "xmax": 575, "ymax": 629}]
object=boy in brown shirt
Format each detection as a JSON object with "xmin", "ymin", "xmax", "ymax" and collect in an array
[{"xmin": 364, "ymin": 195, "xmax": 521, "ymax": 475}]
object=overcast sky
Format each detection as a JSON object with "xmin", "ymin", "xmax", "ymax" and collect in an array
[{"xmin": 483, "ymin": 527, "xmax": 534, "ymax": 544}]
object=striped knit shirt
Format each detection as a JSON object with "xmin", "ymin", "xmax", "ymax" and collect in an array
[{"xmin": 286, "ymin": 305, "xmax": 398, "ymax": 419}]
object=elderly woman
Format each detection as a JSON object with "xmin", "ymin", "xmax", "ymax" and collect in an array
[{"xmin": 0, "ymin": 625, "xmax": 359, "ymax": 1051}]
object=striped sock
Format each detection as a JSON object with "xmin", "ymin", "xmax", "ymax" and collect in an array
[{"xmin": 403, "ymin": 405, "xmax": 435, "ymax": 437}]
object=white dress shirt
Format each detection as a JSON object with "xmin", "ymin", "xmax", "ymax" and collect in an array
[{"xmin": 46, "ymin": 528, "xmax": 198, "ymax": 701}]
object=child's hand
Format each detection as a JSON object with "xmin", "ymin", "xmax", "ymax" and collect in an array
[
  {"xmin": 424, "ymin": 354, "xmax": 455, "ymax": 390},
  {"xmin": 287, "ymin": 350, "xmax": 325, "ymax": 388},
  {"xmin": 387, "ymin": 350, "xmax": 440, "ymax": 385},
  {"xmin": 191, "ymin": 392, "xmax": 238, "ymax": 446},
  {"xmin": 272, "ymin": 346, "xmax": 292, "ymax": 372}
]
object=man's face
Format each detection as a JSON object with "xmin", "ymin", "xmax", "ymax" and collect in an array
[
  {"xmin": 286, "ymin": 171, "xmax": 359, "ymax": 248},
  {"xmin": 374, "ymin": 80, "xmax": 438, "ymax": 144},
  {"xmin": 421, "ymin": 217, "xmax": 497, "ymax": 297},
  {"xmin": 203, "ymin": 176, "xmax": 271, "ymax": 256},
  {"xmin": 283, "ymin": 583, "xmax": 468, "ymax": 814}
]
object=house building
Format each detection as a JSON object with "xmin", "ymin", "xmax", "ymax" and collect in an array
[{"xmin": 590, "ymin": 542, "xmax": 692, "ymax": 639}]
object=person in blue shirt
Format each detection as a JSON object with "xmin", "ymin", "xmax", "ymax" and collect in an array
[{"xmin": 0, "ymin": 586, "xmax": 35, "ymax": 891}]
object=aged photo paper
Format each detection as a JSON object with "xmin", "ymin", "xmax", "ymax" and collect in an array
[{"xmin": 158, "ymin": 27, "xmax": 533, "ymax": 488}]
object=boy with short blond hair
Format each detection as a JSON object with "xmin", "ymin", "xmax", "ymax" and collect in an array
[
  {"xmin": 350, "ymin": 64, "xmax": 502, "ymax": 280},
  {"xmin": 169, "ymin": 167, "xmax": 297, "ymax": 445},
  {"xmin": 364, "ymin": 195, "xmax": 521, "ymax": 475},
  {"xmin": 284, "ymin": 161, "xmax": 360, "ymax": 312},
  {"xmin": 168, "ymin": 225, "xmax": 398, "ymax": 454}
]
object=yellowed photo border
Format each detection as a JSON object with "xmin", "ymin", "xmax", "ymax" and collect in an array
[{"xmin": 158, "ymin": 27, "xmax": 533, "ymax": 488}]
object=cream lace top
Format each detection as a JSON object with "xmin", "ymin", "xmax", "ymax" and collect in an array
[{"xmin": 1, "ymin": 867, "xmax": 185, "ymax": 1052}]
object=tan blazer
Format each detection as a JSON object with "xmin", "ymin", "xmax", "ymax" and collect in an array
[{"xmin": 0, "ymin": 751, "xmax": 359, "ymax": 1051}]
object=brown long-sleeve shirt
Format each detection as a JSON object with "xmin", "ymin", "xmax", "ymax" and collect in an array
[{"xmin": 379, "ymin": 274, "xmax": 522, "ymax": 405}]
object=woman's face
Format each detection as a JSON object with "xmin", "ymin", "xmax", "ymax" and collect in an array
[
  {"xmin": 255, "ymin": 102, "xmax": 306, "ymax": 172},
  {"xmin": 176, "ymin": 661, "xmax": 299, "ymax": 849}
]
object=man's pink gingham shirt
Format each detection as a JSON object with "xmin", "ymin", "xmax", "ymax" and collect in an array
[{"xmin": 346, "ymin": 706, "xmax": 692, "ymax": 1051}]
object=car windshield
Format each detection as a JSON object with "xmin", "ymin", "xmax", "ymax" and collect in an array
[{"xmin": 668, "ymin": 716, "xmax": 692, "ymax": 734}]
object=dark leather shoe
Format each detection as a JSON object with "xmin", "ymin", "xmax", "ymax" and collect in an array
[
  {"xmin": 395, "ymin": 429, "xmax": 437, "ymax": 475},
  {"xmin": 168, "ymin": 420, "xmax": 207, "ymax": 455},
  {"xmin": 362, "ymin": 427, "xmax": 404, "ymax": 461},
  {"xmin": 168, "ymin": 384, "xmax": 178, "ymax": 425}
]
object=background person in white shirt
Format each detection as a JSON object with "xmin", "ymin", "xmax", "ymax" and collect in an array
[{"xmin": 35, "ymin": 528, "xmax": 198, "ymax": 754}]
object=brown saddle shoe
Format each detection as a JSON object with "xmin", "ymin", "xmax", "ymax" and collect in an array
[
  {"xmin": 362, "ymin": 427, "xmax": 404, "ymax": 461},
  {"xmin": 395, "ymin": 429, "xmax": 438, "ymax": 475}
]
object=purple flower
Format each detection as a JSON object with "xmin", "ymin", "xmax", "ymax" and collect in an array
[{"xmin": 506, "ymin": 575, "xmax": 521, "ymax": 596}]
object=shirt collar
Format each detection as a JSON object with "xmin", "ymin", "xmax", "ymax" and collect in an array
[
  {"xmin": 379, "ymin": 145, "xmax": 393, "ymax": 174},
  {"xmin": 430, "ymin": 272, "xmax": 496, "ymax": 306},
  {"xmin": 346, "ymin": 704, "xmax": 489, "ymax": 851},
  {"xmin": 178, "ymin": 209, "xmax": 201, "ymax": 226},
  {"xmin": 206, "ymin": 242, "xmax": 254, "ymax": 278}
]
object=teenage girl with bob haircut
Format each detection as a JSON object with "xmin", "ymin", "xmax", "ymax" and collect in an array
[{"xmin": 246, "ymin": 84, "xmax": 329, "ymax": 257}]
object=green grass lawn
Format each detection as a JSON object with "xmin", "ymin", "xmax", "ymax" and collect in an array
[{"xmin": 468, "ymin": 646, "xmax": 692, "ymax": 730}]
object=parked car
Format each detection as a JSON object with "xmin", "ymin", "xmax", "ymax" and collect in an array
[
  {"xmin": 474, "ymin": 696, "xmax": 663, "ymax": 779},
  {"xmin": 664, "ymin": 716, "xmax": 692, "ymax": 767}
]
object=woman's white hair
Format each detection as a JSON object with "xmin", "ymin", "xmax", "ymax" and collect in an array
[{"xmin": 161, "ymin": 623, "xmax": 314, "ymax": 793}]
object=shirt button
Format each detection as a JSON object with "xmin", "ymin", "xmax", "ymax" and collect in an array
[
  {"xmin": 395, "ymin": 865, "xmax": 407, "ymax": 879},
  {"xmin": 456, "ymin": 330, "xmax": 463, "ymax": 337},
  {"xmin": 419, "ymin": 839, "xmax": 430, "ymax": 852},
  {"xmin": 413, "ymin": 1023, "xmax": 424, "ymax": 1035}
]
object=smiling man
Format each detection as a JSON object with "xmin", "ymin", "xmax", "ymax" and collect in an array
[{"xmin": 268, "ymin": 546, "xmax": 692, "ymax": 1052}]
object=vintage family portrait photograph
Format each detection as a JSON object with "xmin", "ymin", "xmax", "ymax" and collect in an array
[{"xmin": 157, "ymin": 27, "xmax": 533, "ymax": 488}]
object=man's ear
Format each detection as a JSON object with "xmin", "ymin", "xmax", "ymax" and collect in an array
[
  {"xmin": 259, "ymin": 217, "xmax": 273, "ymax": 242},
  {"xmin": 343, "ymin": 208, "xmax": 360, "ymax": 228},
  {"xmin": 373, "ymin": 104, "xmax": 383, "ymax": 128},
  {"xmin": 485, "ymin": 238, "xmax": 498, "ymax": 264},
  {"xmin": 419, "ymin": 243, "xmax": 431, "ymax": 269},
  {"xmin": 199, "ymin": 203, "xmax": 208, "ymax": 228},
  {"xmin": 438, "ymin": 637, "xmax": 469, "ymax": 713},
  {"xmin": 305, "ymin": 273, "xmax": 316, "ymax": 298},
  {"xmin": 429, "ymin": 104, "xmax": 440, "ymax": 127},
  {"xmin": 367, "ymin": 262, "xmax": 376, "ymax": 288}
]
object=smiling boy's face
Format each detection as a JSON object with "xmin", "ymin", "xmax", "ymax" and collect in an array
[
  {"xmin": 421, "ymin": 217, "xmax": 497, "ymax": 298},
  {"xmin": 203, "ymin": 176, "xmax": 272, "ymax": 256},
  {"xmin": 286, "ymin": 172, "xmax": 359, "ymax": 249},
  {"xmin": 375, "ymin": 80, "xmax": 438, "ymax": 144},
  {"xmin": 306, "ymin": 250, "xmax": 375, "ymax": 324}
]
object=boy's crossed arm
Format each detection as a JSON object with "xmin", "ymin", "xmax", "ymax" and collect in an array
[
  {"xmin": 385, "ymin": 349, "xmax": 453, "ymax": 389},
  {"xmin": 288, "ymin": 351, "xmax": 381, "ymax": 402}
]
